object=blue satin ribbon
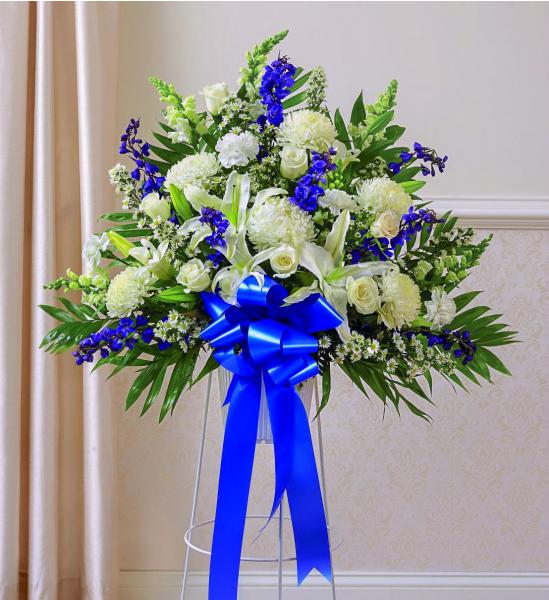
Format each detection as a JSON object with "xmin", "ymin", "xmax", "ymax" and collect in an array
[{"xmin": 200, "ymin": 275, "xmax": 343, "ymax": 600}]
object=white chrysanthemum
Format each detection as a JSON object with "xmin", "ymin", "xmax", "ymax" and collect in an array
[
  {"xmin": 165, "ymin": 152, "xmax": 219, "ymax": 190},
  {"xmin": 215, "ymin": 131, "xmax": 259, "ymax": 168},
  {"xmin": 278, "ymin": 109, "xmax": 337, "ymax": 152},
  {"xmin": 424, "ymin": 288, "xmax": 457, "ymax": 329},
  {"xmin": 106, "ymin": 267, "xmax": 156, "ymax": 318},
  {"xmin": 356, "ymin": 177, "xmax": 412, "ymax": 216},
  {"xmin": 378, "ymin": 270, "xmax": 421, "ymax": 330},
  {"xmin": 247, "ymin": 191, "xmax": 315, "ymax": 250},
  {"xmin": 318, "ymin": 189, "xmax": 358, "ymax": 215}
]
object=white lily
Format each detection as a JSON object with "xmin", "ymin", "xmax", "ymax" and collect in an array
[
  {"xmin": 296, "ymin": 209, "xmax": 391, "ymax": 338},
  {"xmin": 128, "ymin": 239, "xmax": 175, "ymax": 280}
]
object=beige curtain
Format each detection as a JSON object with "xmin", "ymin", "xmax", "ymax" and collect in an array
[{"xmin": 0, "ymin": 2, "xmax": 120, "ymax": 599}]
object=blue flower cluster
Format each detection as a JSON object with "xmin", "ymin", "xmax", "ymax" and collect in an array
[
  {"xmin": 389, "ymin": 142, "xmax": 448, "ymax": 177},
  {"xmin": 405, "ymin": 328, "xmax": 476, "ymax": 366},
  {"xmin": 199, "ymin": 207, "xmax": 229, "ymax": 248},
  {"xmin": 350, "ymin": 206, "xmax": 441, "ymax": 263},
  {"xmin": 259, "ymin": 57, "xmax": 297, "ymax": 127},
  {"xmin": 72, "ymin": 315, "xmax": 172, "ymax": 365},
  {"xmin": 289, "ymin": 149, "xmax": 337, "ymax": 212},
  {"xmin": 119, "ymin": 118, "xmax": 165, "ymax": 195}
]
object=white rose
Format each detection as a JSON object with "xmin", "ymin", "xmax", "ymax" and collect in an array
[
  {"xmin": 424, "ymin": 288, "xmax": 457, "ymax": 329},
  {"xmin": 215, "ymin": 132, "xmax": 259, "ymax": 168},
  {"xmin": 346, "ymin": 276, "xmax": 381, "ymax": 315},
  {"xmin": 370, "ymin": 210, "xmax": 400, "ymax": 239},
  {"xmin": 270, "ymin": 245, "xmax": 299, "ymax": 278},
  {"xmin": 176, "ymin": 258, "xmax": 211, "ymax": 293},
  {"xmin": 139, "ymin": 192, "xmax": 171, "ymax": 220},
  {"xmin": 279, "ymin": 145, "xmax": 308, "ymax": 180},
  {"xmin": 200, "ymin": 82, "xmax": 230, "ymax": 116}
]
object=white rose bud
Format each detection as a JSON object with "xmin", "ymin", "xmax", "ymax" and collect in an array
[
  {"xmin": 139, "ymin": 192, "xmax": 171, "ymax": 221},
  {"xmin": 176, "ymin": 258, "xmax": 211, "ymax": 293},
  {"xmin": 270, "ymin": 245, "xmax": 298, "ymax": 278},
  {"xmin": 200, "ymin": 82, "xmax": 230, "ymax": 116},
  {"xmin": 346, "ymin": 276, "xmax": 381, "ymax": 315},
  {"xmin": 370, "ymin": 210, "xmax": 400, "ymax": 239},
  {"xmin": 279, "ymin": 145, "xmax": 309, "ymax": 180}
]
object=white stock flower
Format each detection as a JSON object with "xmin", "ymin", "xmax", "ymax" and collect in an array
[
  {"xmin": 247, "ymin": 190, "xmax": 315, "ymax": 250},
  {"xmin": 279, "ymin": 145, "xmax": 308, "ymax": 179},
  {"xmin": 278, "ymin": 109, "xmax": 337, "ymax": 152},
  {"xmin": 378, "ymin": 270, "xmax": 421, "ymax": 329},
  {"xmin": 424, "ymin": 288, "xmax": 457, "ymax": 329},
  {"xmin": 356, "ymin": 177, "xmax": 412, "ymax": 216},
  {"xmin": 318, "ymin": 189, "xmax": 358, "ymax": 215},
  {"xmin": 346, "ymin": 276, "xmax": 381, "ymax": 315},
  {"xmin": 165, "ymin": 152, "xmax": 220, "ymax": 190},
  {"xmin": 82, "ymin": 233, "xmax": 109, "ymax": 270},
  {"xmin": 215, "ymin": 131, "xmax": 259, "ymax": 168},
  {"xmin": 200, "ymin": 82, "xmax": 230, "ymax": 115},
  {"xmin": 370, "ymin": 210, "xmax": 400, "ymax": 239},
  {"xmin": 106, "ymin": 267, "xmax": 155, "ymax": 318},
  {"xmin": 270, "ymin": 245, "xmax": 299, "ymax": 278},
  {"xmin": 139, "ymin": 192, "xmax": 171, "ymax": 220},
  {"xmin": 176, "ymin": 258, "xmax": 211, "ymax": 293}
]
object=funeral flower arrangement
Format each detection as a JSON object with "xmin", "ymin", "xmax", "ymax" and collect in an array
[{"xmin": 41, "ymin": 30, "xmax": 515, "ymax": 422}]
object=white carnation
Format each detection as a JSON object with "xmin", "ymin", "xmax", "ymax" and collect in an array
[
  {"xmin": 356, "ymin": 177, "xmax": 412, "ymax": 216},
  {"xmin": 424, "ymin": 288, "xmax": 457, "ymax": 329},
  {"xmin": 247, "ymin": 191, "xmax": 315, "ymax": 250},
  {"xmin": 165, "ymin": 152, "xmax": 220, "ymax": 190},
  {"xmin": 378, "ymin": 270, "xmax": 421, "ymax": 330},
  {"xmin": 318, "ymin": 189, "xmax": 358, "ymax": 215},
  {"xmin": 105, "ymin": 267, "xmax": 156, "ymax": 318},
  {"xmin": 215, "ymin": 131, "xmax": 259, "ymax": 168},
  {"xmin": 278, "ymin": 109, "xmax": 337, "ymax": 152}
]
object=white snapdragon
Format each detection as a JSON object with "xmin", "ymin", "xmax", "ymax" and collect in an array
[
  {"xmin": 176, "ymin": 258, "xmax": 211, "ymax": 293},
  {"xmin": 200, "ymin": 82, "xmax": 230, "ymax": 115},
  {"xmin": 346, "ymin": 276, "xmax": 381, "ymax": 315},
  {"xmin": 356, "ymin": 177, "xmax": 412, "ymax": 216},
  {"xmin": 278, "ymin": 109, "xmax": 337, "ymax": 152},
  {"xmin": 279, "ymin": 145, "xmax": 308, "ymax": 179},
  {"xmin": 139, "ymin": 192, "xmax": 171, "ymax": 221},
  {"xmin": 82, "ymin": 233, "xmax": 110, "ymax": 270},
  {"xmin": 270, "ymin": 245, "xmax": 299, "ymax": 278},
  {"xmin": 247, "ymin": 190, "xmax": 315, "ymax": 250},
  {"xmin": 215, "ymin": 132, "xmax": 259, "ymax": 168},
  {"xmin": 424, "ymin": 288, "xmax": 457, "ymax": 329},
  {"xmin": 378, "ymin": 270, "xmax": 421, "ymax": 330},
  {"xmin": 165, "ymin": 152, "xmax": 220, "ymax": 191},
  {"xmin": 318, "ymin": 189, "xmax": 358, "ymax": 215},
  {"xmin": 105, "ymin": 267, "xmax": 156, "ymax": 318}
]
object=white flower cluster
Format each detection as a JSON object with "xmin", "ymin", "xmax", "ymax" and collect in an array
[
  {"xmin": 335, "ymin": 332, "xmax": 380, "ymax": 363},
  {"xmin": 105, "ymin": 267, "xmax": 156, "ymax": 318},
  {"xmin": 152, "ymin": 309, "xmax": 204, "ymax": 351},
  {"xmin": 278, "ymin": 109, "xmax": 337, "ymax": 152},
  {"xmin": 166, "ymin": 152, "xmax": 220, "ymax": 190}
]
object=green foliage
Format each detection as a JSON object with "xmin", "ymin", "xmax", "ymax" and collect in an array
[
  {"xmin": 366, "ymin": 79, "xmax": 398, "ymax": 115},
  {"xmin": 239, "ymin": 29, "xmax": 289, "ymax": 101}
]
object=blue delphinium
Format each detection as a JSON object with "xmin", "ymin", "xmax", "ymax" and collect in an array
[
  {"xmin": 119, "ymin": 118, "xmax": 165, "ymax": 195},
  {"xmin": 389, "ymin": 142, "xmax": 448, "ymax": 177},
  {"xmin": 407, "ymin": 329, "xmax": 477, "ymax": 365},
  {"xmin": 199, "ymin": 207, "xmax": 230, "ymax": 248},
  {"xmin": 289, "ymin": 148, "xmax": 337, "ymax": 212},
  {"xmin": 72, "ymin": 315, "xmax": 172, "ymax": 365},
  {"xmin": 350, "ymin": 206, "xmax": 441, "ymax": 263},
  {"xmin": 259, "ymin": 56, "xmax": 297, "ymax": 127}
]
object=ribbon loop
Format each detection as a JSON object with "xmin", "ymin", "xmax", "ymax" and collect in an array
[{"xmin": 200, "ymin": 275, "xmax": 343, "ymax": 600}]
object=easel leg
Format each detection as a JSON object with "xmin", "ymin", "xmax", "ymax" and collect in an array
[{"xmin": 278, "ymin": 495, "xmax": 284, "ymax": 600}]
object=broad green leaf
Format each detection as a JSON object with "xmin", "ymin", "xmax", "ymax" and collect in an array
[
  {"xmin": 350, "ymin": 92, "xmax": 366, "ymax": 126},
  {"xmin": 401, "ymin": 180, "xmax": 426, "ymax": 194},
  {"xmin": 315, "ymin": 364, "xmax": 332, "ymax": 416},
  {"xmin": 157, "ymin": 286, "xmax": 198, "ymax": 303},
  {"xmin": 107, "ymin": 346, "xmax": 143, "ymax": 379},
  {"xmin": 58, "ymin": 298, "xmax": 96, "ymax": 320},
  {"xmin": 366, "ymin": 110, "xmax": 394, "ymax": 136},
  {"xmin": 282, "ymin": 90, "xmax": 308, "ymax": 109},
  {"xmin": 39, "ymin": 304, "xmax": 74, "ymax": 323},
  {"xmin": 393, "ymin": 166, "xmax": 421, "ymax": 183},
  {"xmin": 453, "ymin": 291, "xmax": 482, "ymax": 312},
  {"xmin": 99, "ymin": 212, "xmax": 134, "ymax": 223},
  {"xmin": 191, "ymin": 352, "xmax": 219, "ymax": 387},
  {"xmin": 125, "ymin": 359, "xmax": 164, "ymax": 410},
  {"xmin": 289, "ymin": 71, "xmax": 311, "ymax": 93},
  {"xmin": 384, "ymin": 125, "xmax": 406, "ymax": 143},
  {"xmin": 141, "ymin": 361, "xmax": 169, "ymax": 416},
  {"xmin": 475, "ymin": 347, "xmax": 511, "ymax": 376},
  {"xmin": 170, "ymin": 184, "xmax": 193, "ymax": 221},
  {"xmin": 160, "ymin": 350, "xmax": 198, "ymax": 421},
  {"xmin": 334, "ymin": 109, "xmax": 351, "ymax": 149}
]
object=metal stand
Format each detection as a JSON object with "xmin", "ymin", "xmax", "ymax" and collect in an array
[{"xmin": 179, "ymin": 374, "xmax": 338, "ymax": 600}]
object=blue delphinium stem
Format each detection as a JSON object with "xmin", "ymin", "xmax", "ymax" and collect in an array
[
  {"xmin": 405, "ymin": 329, "xmax": 477, "ymax": 365},
  {"xmin": 389, "ymin": 142, "xmax": 448, "ymax": 177},
  {"xmin": 259, "ymin": 56, "xmax": 297, "ymax": 127},
  {"xmin": 289, "ymin": 148, "xmax": 337, "ymax": 212},
  {"xmin": 119, "ymin": 118, "xmax": 166, "ymax": 194},
  {"xmin": 199, "ymin": 207, "xmax": 230, "ymax": 249}
]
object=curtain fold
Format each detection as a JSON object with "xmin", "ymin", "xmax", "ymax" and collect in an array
[{"xmin": 0, "ymin": 2, "xmax": 120, "ymax": 599}]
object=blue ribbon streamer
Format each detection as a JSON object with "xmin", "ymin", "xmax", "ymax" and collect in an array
[{"xmin": 200, "ymin": 275, "xmax": 343, "ymax": 600}]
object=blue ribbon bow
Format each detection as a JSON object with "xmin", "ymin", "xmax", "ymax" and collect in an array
[{"xmin": 200, "ymin": 275, "xmax": 343, "ymax": 600}]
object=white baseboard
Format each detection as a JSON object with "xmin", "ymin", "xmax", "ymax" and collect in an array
[
  {"xmin": 428, "ymin": 196, "xmax": 549, "ymax": 229},
  {"xmin": 119, "ymin": 570, "xmax": 549, "ymax": 600}
]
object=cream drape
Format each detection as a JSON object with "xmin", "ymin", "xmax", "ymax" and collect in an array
[{"xmin": 0, "ymin": 2, "xmax": 120, "ymax": 599}]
